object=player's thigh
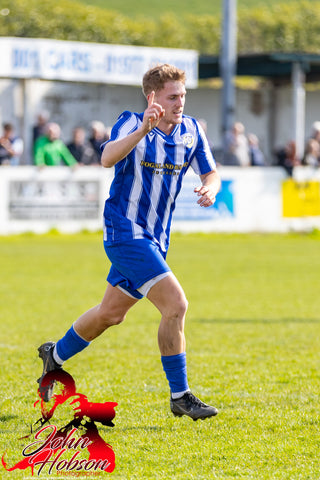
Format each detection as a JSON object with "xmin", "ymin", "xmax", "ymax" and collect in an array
[
  {"xmin": 100, "ymin": 283, "xmax": 139, "ymax": 322},
  {"xmin": 146, "ymin": 273, "xmax": 188, "ymax": 318}
]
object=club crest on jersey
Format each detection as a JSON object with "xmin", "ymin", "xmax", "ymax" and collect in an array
[{"xmin": 181, "ymin": 133, "xmax": 194, "ymax": 148}]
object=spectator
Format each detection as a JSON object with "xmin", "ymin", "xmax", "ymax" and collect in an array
[
  {"xmin": 310, "ymin": 121, "xmax": 320, "ymax": 145},
  {"xmin": 306, "ymin": 121, "xmax": 320, "ymax": 162},
  {"xmin": 248, "ymin": 133, "xmax": 265, "ymax": 166},
  {"xmin": 0, "ymin": 123, "xmax": 24, "ymax": 166},
  {"xmin": 33, "ymin": 111, "xmax": 50, "ymax": 144},
  {"xmin": 224, "ymin": 122, "xmax": 250, "ymax": 167},
  {"xmin": 67, "ymin": 127, "xmax": 97, "ymax": 165},
  {"xmin": 34, "ymin": 122, "xmax": 77, "ymax": 167},
  {"xmin": 89, "ymin": 121, "xmax": 108, "ymax": 164},
  {"xmin": 275, "ymin": 140, "xmax": 300, "ymax": 176},
  {"xmin": 302, "ymin": 138, "xmax": 320, "ymax": 168}
]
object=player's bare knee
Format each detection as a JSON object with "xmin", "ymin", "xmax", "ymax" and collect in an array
[
  {"xmin": 109, "ymin": 313, "xmax": 126, "ymax": 326},
  {"xmin": 97, "ymin": 305, "xmax": 126, "ymax": 328},
  {"xmin": 166, "ymin": 295, "xmax": 188, "ymax": 323},
  {"xmin": 176, "ymin": 295, "xmax": 188, "ymax": 318}
]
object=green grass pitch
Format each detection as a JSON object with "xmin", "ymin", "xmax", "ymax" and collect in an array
[{"xmin": 0, "ymin": 231, "xmax": 319, "ymax": 479}]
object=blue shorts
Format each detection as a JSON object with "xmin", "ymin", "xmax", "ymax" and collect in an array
[{"xmin": 104, "ymin": 239, "xmax": 171, "ymax": 299}]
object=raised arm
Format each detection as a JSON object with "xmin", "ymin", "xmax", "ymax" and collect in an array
[{"xmin": 101, "ymin": 91, "xmax": 164, "ymax": 168}]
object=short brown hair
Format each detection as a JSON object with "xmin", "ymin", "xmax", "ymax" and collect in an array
[{"xmin": 142, "ymin": 64, "xmax": 186, "ymax": 97}]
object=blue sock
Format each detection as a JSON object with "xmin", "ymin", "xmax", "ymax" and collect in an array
[
  {"xmin": 55, "ymin": 325, "xmax": 90, "ymax": 362},
  {"xmin": 161, "ymin": 352, "xmax": 189, "ymax": 394}
]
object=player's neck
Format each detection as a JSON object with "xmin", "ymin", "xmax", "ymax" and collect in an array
[{"xmin": 157, "ymin": 119, "xmax": 176, "ymax": 136}]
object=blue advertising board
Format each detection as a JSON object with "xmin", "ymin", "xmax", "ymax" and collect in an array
[{"xmin": 174, "ymin": 177, "xmax": 235, "ymax": 221}]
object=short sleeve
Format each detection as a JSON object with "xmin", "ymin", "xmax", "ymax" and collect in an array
[
  {"xmin": 190, "ymin": 120, "xmax": 216, "ymax": 175},
  {"xmin": 100, "ymin": 111, "xmax": 139, "ymax": 152}
]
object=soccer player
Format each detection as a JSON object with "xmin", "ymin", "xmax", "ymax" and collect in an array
[{"xmin": 38, "ymin": 64, "xmax": 221, "ymax": 421}]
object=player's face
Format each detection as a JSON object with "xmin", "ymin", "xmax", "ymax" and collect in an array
[{"xmin": 155, "ymin": 81, "xmax": 186, "ymax": 128}]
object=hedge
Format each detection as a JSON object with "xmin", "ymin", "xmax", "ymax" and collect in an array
[{"xmin": 1, "ymin": 0, "xmax": 320, "ymax": 55}]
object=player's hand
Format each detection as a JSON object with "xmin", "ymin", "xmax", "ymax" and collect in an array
[
  {"xmin": 143, "ymin": 91, "xmax": 165, "ymax": 133},
  {"xmin": 194, "ymin": 185, "xmax": 216, "ymax": 207}
]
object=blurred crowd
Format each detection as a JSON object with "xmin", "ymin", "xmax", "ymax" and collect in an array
[
  {"xmin": 0, "ymin": 111, "xmax": 110, "ymax": 167},
  {"xmin": 2, "ymin": 114, "xmax": 320, "ymax": 174},
  {"xmin": 220, "ymin": 121, "xmax": 266, "ymax": 167},
  {"xmin": 209, "ymin": 120, "xmax": 320, "ymax": 174},
  {"xmin": 274, "ymin": 121, "xmax": 320, "ymax": 176}
]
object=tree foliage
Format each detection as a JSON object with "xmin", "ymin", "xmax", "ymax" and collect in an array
[
  {"xmin": 238, "ymin": 2, "xmax": 320, "ymax": 53},
  {"xmin": 1, "ymin": 0, "xmax": 320, "ymax": 55}
]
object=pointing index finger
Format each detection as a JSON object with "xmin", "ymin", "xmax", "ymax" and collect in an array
[{"xmin": 148, "ymin": 90, "xmax": 155, "ymax": 107}]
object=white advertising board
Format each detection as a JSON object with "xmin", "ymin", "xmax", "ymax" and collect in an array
[
  {"xmin": 0, "ymin": 167, "xmax": 111, "ymax": 234},
  {"xmin": 0, "ymin": 37, "xmax": 198, "ymax": 88},
  {"xmin": 2, "ymin": 166, "xmax": 320, "ymax": 236}
]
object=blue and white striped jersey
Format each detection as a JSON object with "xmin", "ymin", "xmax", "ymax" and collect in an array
[{"xmin": 102, "ymin": 110, "xmax": 216, "ymax": 252}]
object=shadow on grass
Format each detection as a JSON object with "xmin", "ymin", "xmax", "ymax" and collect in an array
[
  {"xmin": 195, "ymin": 317, "xmax": 320, "ymax": 324},
  {"xmin": 0, "ymin": 414, "xmax": 17, "ymax": 422}
]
